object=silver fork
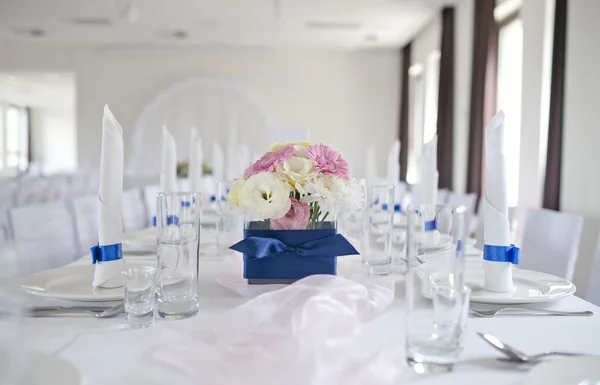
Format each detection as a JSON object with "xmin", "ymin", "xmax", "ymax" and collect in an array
[
  {"xmin": 470, "ymin": 307, "xmax": 593, "ymax": 318},
  {"xmin": 28, "ymin": 303, "xmax": 125, "ymax": 318}
]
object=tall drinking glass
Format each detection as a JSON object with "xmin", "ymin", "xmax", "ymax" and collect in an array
[
  {"xmin": 405, "ymin": 204, "xmax": 469, "ymax": 373},
  {"xmin": 156, "ymin": 192, "xmax": 200, "ymax": 319},
  {"xmin": 361, "ymin": 185, "xmax": 394, "ymax": 275},
  {"xmin": 215, "ymin": 180, "xmax": 243, "ymax": 257}
]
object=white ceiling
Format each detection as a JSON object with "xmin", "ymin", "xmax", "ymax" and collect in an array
[{"xmin": 0, "ymin": 0, "xmax": 450, "ymax": 49}]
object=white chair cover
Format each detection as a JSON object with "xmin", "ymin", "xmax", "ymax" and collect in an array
[
  {"xmin": 143, "ymin": 185, "xmax": 161, "ymax": 225},
  {"xmin": 0, "ymin": 178, "xmax": 17, "ymax": 209},
  {"xmin": 71, "ymin": 195, "xmax": 99, "ymax": 254},
  {"xmin": 9, "ymin": 201, "xmax": 79, "ymax": 273},
  {"xmin": 587, "ymin": 234, "xmax": 600, "ymax": 306},
  {"xmin": 520, "ymin": 209, "xmax": 583, "ymax": 280},
  {"xmin": 44, "ymin": 175, "xmax": 70, "ymax": 202},
  {"xmin": 15, "ymin": 177, "xmax": 48, "ymax": 206},
  {"xmin": 122, "ymin": 189, "xmax": 147, "ymax": 232},
  {"xmin": 0, "ymin": 208, "xmax": 11, "ymax": 243},
  {"xmin": 437, "ymin": 188, "xmax": 449, "ymax": 205}
]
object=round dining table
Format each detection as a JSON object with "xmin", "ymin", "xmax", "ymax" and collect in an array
[{"xmin": 14, "ymin": 239, "xmax": 600, "ymax": 385}]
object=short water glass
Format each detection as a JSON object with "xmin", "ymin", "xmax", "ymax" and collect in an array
[
  {"xmin": 121, "ymin": 266, "xmax": 156, "ymax": 329},
  {"xmin": 156, "ymin": 192, "xmax": 200, "ymax": 319},
  {"xmin": 361, "ymin": 185, "xmax": 394, "ymax": 275},
  {"xmin": 215, "ymin": 181, "xmax": 243, "ymax": 257},
  {"xmin": 405, "ymin": 204, "xmax": 469, "ymax": 373}
]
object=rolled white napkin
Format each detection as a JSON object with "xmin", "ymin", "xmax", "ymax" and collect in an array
[
  {"xmin": 212, "ymin": 142, "xmax": 225, "ymax": 181},
  {"xmin": 386, "ymin": 140, "xmax": 401, "ymax": 186},
  {"xmin": 188, "ymin": 127, "xmax": 203, "ymax": 193},
  {"xmin": 93, "ymin": 105, "xmax": 125, "ymax": 288},
  {"xmin": 483, "ymin": 111, "xmax": 516, "ymax": 293},
  {"xmin": 420, "ymin": 135, "xmax": 438, "ymax": 206},
  {"xmin": 238, "ymin": 144, "xmax": 250, "ymax": 175},
  {"xmin": 161, "ymin": 126, "xmax": 178, "ymax": 193}
]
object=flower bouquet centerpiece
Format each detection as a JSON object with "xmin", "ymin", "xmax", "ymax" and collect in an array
[{"xmin": 228, "ymin": 141, "xmax": 364, "ymax": 284}]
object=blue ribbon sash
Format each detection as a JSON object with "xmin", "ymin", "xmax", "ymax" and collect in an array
[
  {"xmin": 91, "ymin": 243, "xmax": 122, "ymax": 264},
  {"xmin": 230, "ymin": 229, "xmax": 359, "ymax": 280},
  {"xmin": 424, "ymin": 218, "xmax": 437, "ymax": 232},
  {"xmin": 483, "ymin": 244, "xmax": 520, "ymax": 264}
]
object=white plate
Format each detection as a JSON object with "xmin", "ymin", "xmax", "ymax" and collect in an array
[
  {"xmin": 523, "ymin": 356, "xmax": 600, "ymax": 385},
  {"xmin": 416, "ymin": 263, "xmax": 576, "ymax": 304},
  {"xmin": 122, "ymin": 228, "xmax": 156, "ymax": 253},
  {"xmin": 19, "ymin": 350, "xmax": 81, "ymax": 385},
  {"xmin": 21, "ymin": 264, "xmax": 127, "ymax": 301}
]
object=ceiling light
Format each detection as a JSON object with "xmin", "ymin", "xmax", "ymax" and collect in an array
[{"xmin": 13, "ymin": 28, "xmax": 45, "ymax": 38}]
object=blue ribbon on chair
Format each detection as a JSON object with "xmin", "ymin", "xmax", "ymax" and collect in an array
[
  {"xmin": 424, "ymin": 218, "xmax": 437, "ymax": 232},
  {"xmin": 381, "ymin": 203, "xmax": 402, "ymax": 212},
  {"xmin": 90, "ymin": 243, "xmax": 122, "ymax": 264},
  {"xmin": 483, "ymin": 244, "xmax": 520, "ymax": 264},
  {"xmin": 230, "ymin": 232, "xmax": 358, "ymax": 261},
  {"xmin": 152, "ymin": 215, "xmax": 180, "ymax": 227}
]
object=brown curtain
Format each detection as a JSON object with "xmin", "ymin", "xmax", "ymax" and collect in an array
[
  {"xmin": 543, "ymin": 0, "xmax": 568, "ymax": 211},
  {"xmin": 466, "ymin": 0, "xmax": 498, "ymax": 196},
  {"xmin": 399, "ymin": 42, "xmax": 412, "ymax": 182},
  {"xmin": 437, "ymin": 7, "xmax": 455, "ymax": 189}
]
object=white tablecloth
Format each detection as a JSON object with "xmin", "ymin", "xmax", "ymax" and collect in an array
[{"xmin": 17, "ymin": 238, "xmax": 600, "ymax": 385}]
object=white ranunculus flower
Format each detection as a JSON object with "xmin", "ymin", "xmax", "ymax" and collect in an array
[
  {"xmin": 238, "ymin": 172, "xmax": 291, "ymax": 220},
  {"xmin": 302, "ymin": 176, "xmax": 365, "ymax": 216},
  {"xmin": 276, "ymin": 156, "xmax": 317, "ymax": 194}
]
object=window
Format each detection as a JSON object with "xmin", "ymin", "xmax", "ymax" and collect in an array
[
  {"xmin": 406, "ymin": 67, "xmax": 424, "ymax": 184},
  {"xmin": 496, "ymin": 15, "xmax": 523, "ymax": 206},
  {"xmin": 0, "ymin": 104, "xmax": 29, "ymax": 171},
  {"xmin": 423, "ymin": 50, "xmax": 440, "ymax": 144}
]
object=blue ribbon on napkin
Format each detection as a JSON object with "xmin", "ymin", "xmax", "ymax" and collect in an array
[
  {"xmin": 90, "ymin": 243, "xmax": 122, "ymax": 264},
  {"xmin": 230, "ymin": 231, "xmax": 358, "ymax": 261},
  {"xmin": 152, "ymin": 215, "xmax": 180, "ymax": 227},
  {"xmin": 209, "ymin": 195, "xmax": 227, "ymax": 202},
  {"xmin": 181, "ymin": 201, "xmax": 192, "ymax": 208},
  {"xmin": 381, "ymin": 203, "xmax": 402, "ymax": 212},
  {"xmin": 424, "ymin": 218, "xmax": 437, "ymax": 232},
  {"xmin": 483, "ymin": 244, "xmax": 520, "ymax": 264}
]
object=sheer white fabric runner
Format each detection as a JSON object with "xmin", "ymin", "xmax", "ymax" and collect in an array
[{"xmin": 151, "ymin": 274, "xmax": 401, "ymax": 385}]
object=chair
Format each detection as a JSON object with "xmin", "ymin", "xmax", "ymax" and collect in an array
[
  {"xmin": 437, "ymin": 188, "xmax": 449, "ymax": 205},
  {"xmin": 9, "ymin": 201, "xmax": 80, "ymax": 273},
  {"xmin": 0, "ymin": 178, "xmax": 17, "ymax": 208},
  {"xmin": 15, "ymin": 177, "xmax": 48, "ymax": 206},
  {"xmin": 142, "ymin": 185, "xmax": 161, "ymax": 225},
  {"xmin": 122, "ymin": 189, "xmax": 147, "ymax": 232},
  {"xmin": 586, "ymin": 234, "xmax": 600, "ymax": 306},
  {"xmin": 519, "ymin": 209, "xmax": 583, "ymax": 280},
  {"xmin": 44, "ymin": 175, "xmax": 70, "ymax": 202},
  {"xmin": 71, "ymin": 195, "xmax": 98, "ymax": 254},
  {"xmin": 0, "ymin": 208, "xmax": 11, "ymax": 243}
]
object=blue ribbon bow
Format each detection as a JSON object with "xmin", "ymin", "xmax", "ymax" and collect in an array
[
  {"xmin": 381, "ymin": 203, "xmax": 402, "ymax": 212},
  {"xmin": 484, "ymin": 244, "xmax": 520, "ymax": 264},
  {"xmin": 90, "ymin": 243, "xmax": 122, "ymax": 264},
  {"xmin": 152, "ymin": 215, "xmax": 179, "ymax": 227},
  {"xmin": 424, "ymin": 218, "xmax": 437, "ymax": 232},
  {"xmin": 230, "ymin": 232, "xmax": 358, "ymax": 261}
]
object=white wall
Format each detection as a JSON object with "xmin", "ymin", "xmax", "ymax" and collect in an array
[
  {"xmin": 562, "ymin": 0, "xmax": 600, "ymax": 296},
  {"xmin": 0, "ymin": 44, "xmax": 400, "ymax": 177},
  {"xmin": 30, "ymin": 107, "xmax": 77, "ymax": 173}
]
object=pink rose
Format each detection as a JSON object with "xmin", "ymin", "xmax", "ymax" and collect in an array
[{"xmin": 271, "ymin": 198, "xmax": 310, "ymax": 230}]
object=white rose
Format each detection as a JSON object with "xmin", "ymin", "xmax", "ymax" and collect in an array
[
  {"xmin": 238, "ymin": 172, "xmax": 291, "ymax": 220},
  {"xmin": 227, "ymin": 178, "xmax": 245, "ymax": 207},
  {"xmin": 276, "ymin": 156, "xmax": 317, "ymax": 194}
]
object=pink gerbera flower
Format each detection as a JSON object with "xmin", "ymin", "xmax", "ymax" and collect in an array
[
  {"xmin": 305, "ymin": 144, "xmax": 350, "ymax": 180},
  {"xmin": 244, "ymin": 145, "xmax": 294, "ymax": 179}
]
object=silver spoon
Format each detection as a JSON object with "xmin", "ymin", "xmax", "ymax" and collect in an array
[
  {"xmin": 477, "ymin": 332, "xmax": 585, "ymax": 363},
  {"xmin": 29, "ymin": 303, "xmax": 125, "ymax": 318},
  {"xmin": 471, "ymin": 307, "xmax": 593, "ymax": 318}
]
